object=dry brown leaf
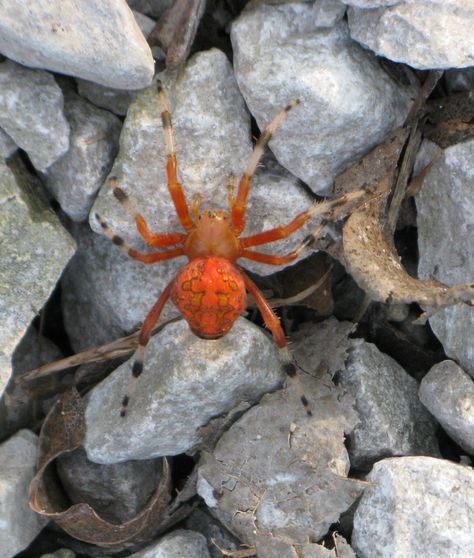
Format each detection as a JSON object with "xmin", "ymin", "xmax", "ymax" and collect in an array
[
  {"xmin": 29, "ymin": 388, "xmax": 191, "ymax": 549},
  {"xmin": 342, "ymin": 189, "xmax": 474, "ymax": 317}
]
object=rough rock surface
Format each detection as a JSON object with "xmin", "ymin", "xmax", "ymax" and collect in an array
[
  {"xmin": 0, "ymin": 128, "xmax": 17, "ymax": 158},
  {"xmin": 348, "ymin": 1, "xmax": 474, "ymax": 70},
  {"xmin": 0, "ymin": 0, "xmax": 154, "ymax": 89},
  {"xmin": 61, "ymin": 222, "xmax": 181, "ymax": 353},
  {"xmin": 231, "ymin": 4, "xmax": 415, "ymax": 192},
  {"xmin": 352, "ymin": 456, "xmax": 474, "ymax": 558},
  {"xmin": 338, "ymin": 340, "xmax": 439, "ymax": 468},
  {"xmin": 0, "ymin": 60, "xmax": 69, "ymax": 171},
  {"xmin": 416, "ymin": 139, "xmax": 474, "ymax": 377},
  {"xmin": 197, "ymin": 371, "xmax": 364, "ymax": 546},
  {"xmin": 419, "ymin": 360, "xmax": 474, "ymax": 455},
  {"xmin": 0, "ymin": 430, "xmax": 48, "ymax": 557},
  {"xmin": 0, "ymin": 157, "xmax": 75, "ymax": 398},
  {"xmin": 129, "ymin": 529, "xmax": 211, "ymax": 558},
  {"xmin": 255, "ymin": 532, "xmax": 356, "ymax": 558},
  {"xmin": 42, "ymin": 93, "xmax": 121, "ymax": 221},
  {"xmin": 84, "ymin": 318, "xmax": 283, "ymax": 463}
]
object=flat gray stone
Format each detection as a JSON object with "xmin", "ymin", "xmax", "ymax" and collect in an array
[
  {"xmin": 84, "ymin": 318, "xmax": 283, "ymax": 463},
  {"xmin": 197, "ymin": 372, "xmax": 364, "ymax": 546},
  {"xmin": 352, "ymin": 456, "xmax": 474, "ymax": 558},
  {"xmin": 419, "ymin": 360, "xmax": 474, "ymax": 455},
  {"xmin": 339, "ymin": 340, "xmax": 439, "ymax": 468},
  {"xmin": 42, "ymin": 93, "xmax": 121, "ymax": 221},
  {"xmin": 348, "ymin": 1, "xmax": 474, "ymax": 70},
  {"xmin": 56, "ymin": 449, "xmax": 162, "ymax": 523},
  {"xmin": 129, "ymin": 529, "xmax": 211, "ymax": 558},
  {"xmin": 0, "ymin": 430, "xmax": 48, "ymax": 558},
  {"xmin": 416, "ymin": 139, "xmax": 474, "ymax": 377},
  {"xmin": 231, "ymin": 5, "xmax": 415, "ymax": 192},
  {"xmin": 0, "ymin": 60, "xmax": 69, "ymax": 171},
  {"xmin": 0, "ymin": 0, "xmax": 154, "ymax": 89},
  {"xmin": 0, "ymin": 157, "xmax": 75, "ymax": 398}
]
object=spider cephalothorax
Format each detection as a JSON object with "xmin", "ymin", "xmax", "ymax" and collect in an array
[{"xmin": 96, "ymin": 81, "xmax": 371, "ymax": 417}]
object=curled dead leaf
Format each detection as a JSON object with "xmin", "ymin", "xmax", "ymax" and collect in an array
[
  {"xmin": 29, "ymin": 388, "xmax": 191, "ymax": 549},
  {"xmin": 342, "ymin": 188, "xmax": 474, "ymax": 319}
]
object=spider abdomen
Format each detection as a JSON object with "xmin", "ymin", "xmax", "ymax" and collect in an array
[{"xmin": 171, "ymin": 256, "xmax": 246, "ymax": 339}]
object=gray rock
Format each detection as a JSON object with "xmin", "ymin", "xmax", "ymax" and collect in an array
[
  {"xmin": 0, "ymin": 128, "xmax": 17, "ymax": 158},
  {"xmin": 419, "ymin": 360, "xmax": 474, "ymax": 455},
  {"xmin": 0, "ymin": 430, "xmax": 48, "ymax": 557},
  {"xmin": 416, "ymin": 139, "xmax": 474, "ymax": 377},
  {"xmin": 0, "ymin": 157, "xmax": 75, "ymax": 398},
  {"xmin": 56, "ymin": 448, "xmax": 162, "ymax": 523},
  {"xmin": 129, "ymin": 529, "xmax": 211, "ymax": 558},
  {"xmin": 0, "ymin": 324, "xmax": 63, "ymax": 439},
  {"xmin": 40, "ymin": 551, "xmax": 76, "ymax": 558},
  {"xmin": 348, "ymin": 1, "xmax": 474, "ymax": 70},
  {"xmin": 445, "ymin": 68, "xmax": 474, "ymax": 93},
  {"xmin": 61, "ymin": 222, "xmax": 180, "ymax": 353},
  {"xmin": 185, "ymin": 508, "xmax": 241, "ymax": 558},
  {"xmin": 197, "ymin": 372, "xmax": 364, "ymax": 546},
  {"xmin": 127, "ymin": 0, "xmax": 174, "ymax": 19},
  {"xmin": 0, "ymin": 0, "xmax": 154, "ymax": 89},
  {"xmin": 256, "ymin": 532, "xmax": 356, "ymax": 558},
  {"xmin": 338, "ymin": 340, "xmax": 439, "ymax": 468},
  {"xmin": 0, "ymin": 60, "xmax": 69, "ymax": 171},
  {"xmin": 84, "ymin": 318, "xmax": 283, "ymax": 463},
  {"xmin": 352, "ymin": 456, "xmax": 474, "ymax": 558},
  {"xmin": 77, "ymin": 78, "xmax": 137, "ymax": 116},
  {"xmin": 42, "ymin": 94, "xmax": 121, "ymax": 221},
  {"xmin": 231, "ymin": 5, "xmax": 415, "ymax": 192}
]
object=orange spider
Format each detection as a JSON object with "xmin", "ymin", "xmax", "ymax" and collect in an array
[{"xmin": 96, "ymin": 81, "xmax": 367, "ymax": 417}]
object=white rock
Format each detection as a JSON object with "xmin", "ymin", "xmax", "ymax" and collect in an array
[
  {"xmin": 0, "ymin": 0, "xmax": 154, "ymax": 89},
  {"xmin": 129, "ymin": 529, "xmax": 211, "ymax": 558},
  {"xmin": 0, "ymin": 60, "xmax": 69, "ymax": 171},
  {"xmin": 352, "ymin": 456, "xmax": 474, "ymax": 558},
  {"xmin": 231, "ymin": 4, "xmax": 415, "ymax": 192},
  {"xmin": 84, "ymin": 318, "xmax": 283, "ymax": 463},
  {"xmin": 0, "ymin": 430, "xmax": 48, "ymax": 557},
  {"xmin": 348, "ymin": 1, "xmax": 474, "ymax": 70},
  {"xmin": 419, "ymin": 360, "xmax": 474, "ymax": 455},
  {"xmin": 415, "ymin": 139, "xmax": 474, "ymax": 377}
]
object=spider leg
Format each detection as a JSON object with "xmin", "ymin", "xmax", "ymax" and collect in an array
[
  {"xmin": 239, "ymin": 188, "xmax": 374, "ymax": 249},
  {"xmin": 120, "ymin": 279, "xmax": 174, "ymax": 417},
  {"xmin": 240, "ymin": 223, "xmax": 325, "ymax": 266},
  {"xmin": 157, "ymin": 81, "xmax": 194, "ymax": 231},
  {"xmin": 107, "ymin": 177, "xmax": 186, "ymax": 247},
  {"xmin": 95, "ymin": 213, "xmax": 184, "ymax": 263},
  {"xmin": 239, "ymin": 268, "xmax": 312, "ymax": 416},
  {"xmin": 231, "ymin": 100, "xmax": 300, "ymax": 235}
]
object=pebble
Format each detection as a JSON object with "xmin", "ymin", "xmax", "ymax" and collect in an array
[
  {"xmin": 0, "ymin": 0, "xmax": 154, "ymax": 89},
  {"xmin": 338, "ymin": 339, "xmax": 439, "ymax": 468},
  {"xmin": 0, "ymin": 157, "xmax": 75, "ymax": 398},
  {"xmin": 42, "ymin": 93, "xmax": 121, "ymax": 221},
  {"xmin": 0, "ymin": 430, "xmax": 48, "ymax": 558},
  {"xmin": 352, "ymin": 456, "xmax": 474, "ymax": 558},
  {"xmin": 347, "ymin": 0, "xmax": 474, "ymax": 70},
  {"xmin": 416, "ymin": 138, "xmax": 474, "ymax": 377},
  {"xmin": 0, "ymin": 60, "xmax": 69, "ymax": 171},
  {"xmin": 129, "ymin": 529, "xmax": 211, "ymax": 558},
  {"xmin": 419, "ymin": 360, "xmax": 474, "ymax": 455},
  {"xmin": 231, "ymin": 3, "xmax": 416, "ymax": 192},
  {"xmin": 84, "ymin": 318, "xmax": 283, "ymax": 463}
]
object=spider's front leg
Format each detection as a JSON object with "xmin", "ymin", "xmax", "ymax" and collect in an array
[{"xmin": 239, "ymin": 269, "xmax": 312, "ymax": 416}]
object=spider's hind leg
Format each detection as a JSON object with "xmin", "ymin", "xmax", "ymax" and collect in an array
[
  {"xmin": 120, "ymin": 280, "xmax": 174, "ymax": 417},
  {"xmin": 239, "ymin": 269, "xmax": 312, "ymax": 416}
]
